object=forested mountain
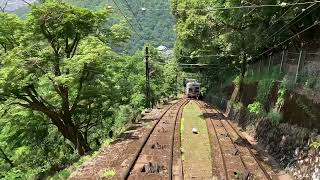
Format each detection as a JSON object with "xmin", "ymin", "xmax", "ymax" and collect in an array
[
  {"xmin": 0, "ymin": 1, "xmax": 180, "ymax": 179},
  {"xmin": 0, "ymin": 0, "xmax": 35, "ymax": 11},
  {"xmin": 11, "ymin": 0, "xmax": 176, "ymax": 54}
]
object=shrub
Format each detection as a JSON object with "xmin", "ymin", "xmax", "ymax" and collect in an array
[
  {"xmin": 267, "ymin": 109, "xmax": 282, "ymax": 125},
  {"xmin": 257, "ymin": 79, "xmax": 274, "ymax": 104},
  {"xmin": 310, "ymin": 138, "xmax": 320, "ymax": 150},
  {"xmin": 248, "ymin": 101, "xmax": 264, "ymax": 115},
  {"xmin": 102, "ymin": 170, "xmax": 116, "ymax": 178},
  {"xmin": 232, "ymin": 76, "xmax": 242, "ymax": 87},
  {"xmin": 230, "ymin": 100, "xmax": 243, "ymax": 110},
  {"xmin": 275, "ymin": 80, "xmax": 288, "ymax": 111}
]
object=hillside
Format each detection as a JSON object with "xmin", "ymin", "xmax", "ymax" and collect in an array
[
  {"xmin": 71, "ymin": 0, "xmax": 176, "ymax": 54},
  {"xmin": 0, "ymin": 0, "xmax": 35, "ymax": 11},
  {"xmin": 12, "ymin": 0, "xmax": 176, "ymax": 54}
]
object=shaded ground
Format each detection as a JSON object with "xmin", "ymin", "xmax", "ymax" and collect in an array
[{"xmin": 181, "ymin": 101, "xmax": 212, "ymax": 179}]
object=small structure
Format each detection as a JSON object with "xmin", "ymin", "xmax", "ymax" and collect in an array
[{"xmin": 156, "ymin": 45, "xmax": 173, "ymax": 59}]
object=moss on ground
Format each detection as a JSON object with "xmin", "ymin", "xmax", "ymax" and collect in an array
[{"xmin": 181, "ymin": 101, "xmax": 212, "ymax": 179}]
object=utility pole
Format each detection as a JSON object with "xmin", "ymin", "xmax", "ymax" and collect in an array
[
  {"xmin": 175, "ymin": 73, "xmax": 178, "ymax": 97},
  {"xmin": 145, "ymin": 47, "xmax": 150, "ymax": 108}
]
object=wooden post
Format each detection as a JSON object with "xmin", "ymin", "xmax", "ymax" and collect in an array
[
  {"xmin": 251, "ymin": 65, "xmax": 254, "ymax": 76},
  {"xmin": 268, "ymin": 55, "xmax": 272, "ymax": 72},
  {"xmin": 259, "ymin": 59, "xmax": 261, "ymax": 73},
  {"xmin": 280, "ymin": 50, "xmax": 286, "ymax": 73},
  {"xmin": 145, "ymin": 47, "xmax": 150, "ymax": 108},
  {"xmin": 295, "ymin": 49, "xmax": 303, "ymax": 83}
]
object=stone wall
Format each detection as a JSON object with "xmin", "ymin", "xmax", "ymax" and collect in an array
[{"xmin": 224, "ymin": 82, "xmax": 320, "ymax": 179}]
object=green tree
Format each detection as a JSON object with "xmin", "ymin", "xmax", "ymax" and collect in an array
[{"xmin": 0, "ymin": 2, "xmax": 109, "ymax": 155}]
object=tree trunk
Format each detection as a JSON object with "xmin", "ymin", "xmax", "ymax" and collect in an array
[
  {"xmin": 56, "ymin": 117, "xmax": 91, "ymax": 155},
  {"xmin": 240, "ymin": 56, "xmax": 247, "ymax": 78},
  {"xmin": 0, "ymin": 147, "xmax": 14, "ymax": 167},
  {"xmin": 41, "ymin": 110, "xmax": 91, "ymax": 156},
  {"xmin": 238, "ymin": 55, "xmax": 247, "ymax": 102}
]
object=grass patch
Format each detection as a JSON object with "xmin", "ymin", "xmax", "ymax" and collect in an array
[
  {"xmin": 180, "ymin": 118, "xmax": 185, "ymax": 135},
  {"xmin": 181, "ymin": 101, "xmax": 212, "ymax": 178},
  {"xmin": 102, "ymin": 169, "xmax": 116, "ymax": 178}
]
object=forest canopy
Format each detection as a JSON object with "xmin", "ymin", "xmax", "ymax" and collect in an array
[
  {"xmin": 172, "ymin": 0, "xmax": 320, "ymax": 86},
  {"xmin": 11, "ymin": 0, "xmax": 177, "ymax": 54},
  {"xmin": 0, "ymin": 1, "xmax": 180, "ymax": 179}
]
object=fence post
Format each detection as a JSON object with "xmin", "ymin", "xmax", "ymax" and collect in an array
[
  {"xmin": 258, "ymin": 59, "xmax": 261, "ymax": 73},
  {"xmin": 251, "ymin": 64, "xmax": 254, "ymax": 76},
  {"xmin": 268, "ymin": 55, "xmax": 272, "ymax": 72},
  {"xmin": 295, "ymin": 49, "xmax": 303, "ymax": 83},
  {"xmin": 280, "ymin": 50, "xmax": 285, "ymax": 73}
]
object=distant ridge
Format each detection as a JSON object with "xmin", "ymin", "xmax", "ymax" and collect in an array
[{"xmin": 0, "ymin": 0, "xmax": 35, "ymax": 11}]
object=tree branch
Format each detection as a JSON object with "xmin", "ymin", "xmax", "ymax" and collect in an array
[
  {"xmin": 0, "ymin": 147, "xmax": 14, "ymax": 167},
  {"xmin": 70, "ymin": 63, "xmax": 87, "ymax": 114},
  {"xmin": 0, "ymin": 0, "xmax": 8, "ymax": 12}
]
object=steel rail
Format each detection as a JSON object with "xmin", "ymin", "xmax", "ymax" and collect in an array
[
  {"xmin": 206, "ymin": 102, "xmax": 273, "ymax": 180},
  {"xmin": 120, "ymin": 98, "xmax": 187, "ymax": 180},
  {"xmin": 168, "ymin": 99, "xmax": 189, "ymax": 180},
  {"xmin": 195, "ymin": 101, "xmax": 229, "ymax": 180}
]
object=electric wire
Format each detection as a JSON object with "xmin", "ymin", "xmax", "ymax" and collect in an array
[
  {"xmin": 179, "ymin": 54, "xmax": 237, "ymax": 58},
  {"xmin": 265, "ymin": 2, "xmax": 319, "ymax": 42},
  {"xmin": 141, "ymin": 1, "xmax": 320, "ymax": 11},
  {"xmin": 122, "ymin": 0, "xmax": 144, "ymax": 32},
  {"xmin": 255, "ymin": 21, "xmax": 320, "ymax": 58},
  {"xmin": 263, "ymin": 0, "xmax": 300, "ymax": 35},
  {"xmin": 111, "ymin": 0, "xmax": 143, "ymax": 39},
  {"xmin": 108, "ymin": 1, "xmax": 320, "ymax": 12}
]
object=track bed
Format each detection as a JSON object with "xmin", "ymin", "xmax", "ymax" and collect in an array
[
  {"xmin": 196, "ymin": 101, "xmax": 277, "ymax": 180},
  {"xmin": 123, "ymin": 99, "xmax": 188, "ymax": 180}
]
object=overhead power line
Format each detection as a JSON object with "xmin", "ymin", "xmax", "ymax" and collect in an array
[
  {"xmin": 108, "ymin": 1, "xmax": 320, "ymax": 12},
  {"xmin": 144, "ymin": 1, "xmax": 320, "ymax": 11},
  {"xmin": 265, "ymin": 2, "xmax": 319, "ymax": 42},
  {"xmin": 179, "ymin": 54, "xmax": 237, "ymax": 58},
  {"xmin": 255, "ymin": 21, "xmax": 320, "ymax": 58},
  {"xmin": 111, "ymin": 0, "xmax": 143, "ymax": 39},
  {"xmin": 122, "ymin": 0, "xmax": 144, "ymax": 32},
  {"xmin": 263, "ymin": 0, "xmax": 301, "ymax": 34}
]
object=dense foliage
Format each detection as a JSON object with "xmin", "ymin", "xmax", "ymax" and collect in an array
[
  {"xmin": 172, "ymin": 0, "xmax": 320, "ymax": 88},
  {"xmin": 0, "ymin": 1, "xmax": 180, "ymax": 178}
]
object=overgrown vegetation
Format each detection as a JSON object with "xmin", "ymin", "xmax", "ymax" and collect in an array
[
  {"xmin": 242, "ymin": 66, "xmax": 288, "ymax": 123},
  {"xmin": 0, "ymin": 1, "xmax": 181, "ymax": 178},
  {"xmin": 310, "ymin": 138, "xmax": 320, "ymax": 150},
  {"xmin": 172, "ymin": 0, "xmax": 319, "ymax": 97},
  {"xmin": 102, "ymin": 169, "xmax": 116, "ymax": 178},
  {"xmin": 248, "ymin": 101, "xmax": 264, "ymax": 115}
]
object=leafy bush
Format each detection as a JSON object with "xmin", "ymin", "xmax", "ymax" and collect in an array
[
  {"xmin": 303, "ymin": 77, "xmax": 320, "ymax": 90},
  {"xmin": 257, "ymin": 79, "xmax": 274, "ymax": 104},
  {"xmin": 267, "ymin": 109, "xmax": 282, "ymax": 125},
  {"xmin": 230, "ymin": 100, "xmax": 243, "ymax": 110},
  {"xmin": 233, "ymin": 76, "xmax": 242, "ymax": 87},
  {"xmin": 102, "ymin": 169, "xmax": 116, "ymax": 178},
  {"xmin": 310, "ymin": 139, "xmax": 320, "ymax": 150},
  {"xmin": 248, "ymin": 101, "xmax": 264, "ymax": 115},
  {"xmin": 282, "ymin": 76, "xmax": 296, "ymax": 91}
]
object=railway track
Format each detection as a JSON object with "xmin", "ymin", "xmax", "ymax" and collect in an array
[
  {"xmin": 121, "ymin": 98, "xmax": 189, "ymax": 180},
  {"xmin": 196, "ymin": 101, "xmax": 275, "ymax": 180}
]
